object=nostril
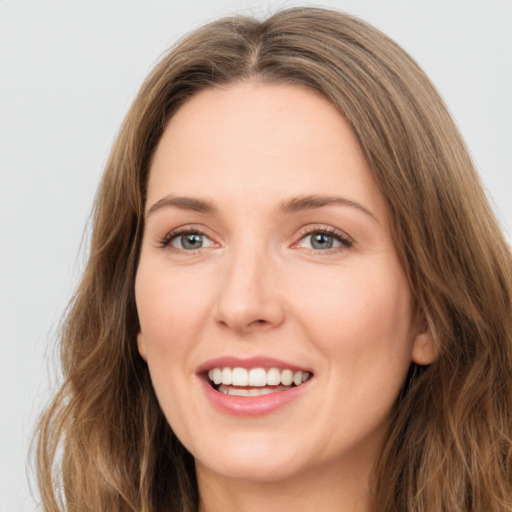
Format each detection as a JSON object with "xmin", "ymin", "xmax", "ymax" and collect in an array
[{"xmin": 249, "ymin": 319, "xmax": 269, "ymax": 328}]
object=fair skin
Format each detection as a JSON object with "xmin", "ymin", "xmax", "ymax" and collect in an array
[{"xmin": 135, "ymin": 82, "xmax": 435, "ymax": 512}]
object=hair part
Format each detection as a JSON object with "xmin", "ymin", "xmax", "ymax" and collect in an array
[{"xmin": 36, "ymin": 7, "xmax": 512, "ymax": 511}]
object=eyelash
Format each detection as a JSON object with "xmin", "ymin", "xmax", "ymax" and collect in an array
[
  {"xmin": 294, "ymin": 226, "xmax": 354, "ymax": 253},
  {"xmin": 157, "ymin": 226, "xmax": 354, "ymax": 253},
  {"xmin": 157, "ymin": 226, "xmax": 211, "ymax": 251}
]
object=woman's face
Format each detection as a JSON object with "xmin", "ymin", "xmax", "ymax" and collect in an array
[{"xmin": 135, "ymin": 82, "xmax": 434, "ymax": 485}]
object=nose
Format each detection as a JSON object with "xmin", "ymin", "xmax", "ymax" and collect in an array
[{"xmin": 213, "ymin": 245, "xmax": 285, "ymax": 335}]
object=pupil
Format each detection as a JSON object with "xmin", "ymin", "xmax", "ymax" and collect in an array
[
  {"xmin": 182, "ymin": 233, "xmax": 203, "ymax": 249},
  {"xmin": 311, "ymin": 233, "xmax": 333, "ymax": 249}
]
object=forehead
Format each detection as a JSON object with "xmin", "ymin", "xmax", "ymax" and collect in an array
[{"xmin": 147, "ymin": 82, "xmax": 387, "ymax": 222}]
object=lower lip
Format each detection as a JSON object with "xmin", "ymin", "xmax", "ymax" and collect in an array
[{"xmin": 199, "ymin": 377, "xmax": 312, "ymax": 417}]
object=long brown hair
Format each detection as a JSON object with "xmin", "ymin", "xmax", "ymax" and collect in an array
[{"xmin": 36, "ymin": 7, "xmax": 512, "ymax": 511}]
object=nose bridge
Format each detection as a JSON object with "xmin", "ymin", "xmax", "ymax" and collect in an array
[{"xmin": 214, "ymin": 235, "xmax": 284, "ymax": 332}]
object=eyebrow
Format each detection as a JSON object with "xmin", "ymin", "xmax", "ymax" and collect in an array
[
  {"xmin": 146, "ymin": 193, "xmax": 376, "ymax": 221},
  {"xmin": 280, "ymin": 195, "xmax": 377, "ymax": 221},
  {"xmin": 147, "ymin": 195, "xmax": 217, "ymax": 217}
]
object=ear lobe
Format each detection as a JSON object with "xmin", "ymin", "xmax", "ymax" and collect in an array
[
  {"xmin": 411, "ymin": 326, "xmax": 438, "ymax": 365},
  {"xmin": 137, "ymin": 331, "xmax": 148, "ymax": 361}
]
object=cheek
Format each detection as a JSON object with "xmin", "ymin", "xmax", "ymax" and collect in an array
[
  {"xmin": 295, "ymin": 266, "xmax": 415, "ymax": 437},
  {"xmin": 294, "ymin": 263, "xmax": 414, "ymax": 377},
  {"xmin": 135, "ymin": 263, "xmax": 213, "ymax": 356},
  {"xmin": 135, "ymin": 265, "xmax": 208, "ymax": 423}
]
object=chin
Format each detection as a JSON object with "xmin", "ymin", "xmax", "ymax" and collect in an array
[
  {"xmin": 199, "ymin": 457, "xmax": 305, "ymax": 484},
  {"xmin": 192, "ymin": 434, "xmax": 310, "ymax": 483}
]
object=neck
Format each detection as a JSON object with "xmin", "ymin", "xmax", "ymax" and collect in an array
[{"xmin": 196, "ymin": 456, "xmax": 372, "ymax": 512}]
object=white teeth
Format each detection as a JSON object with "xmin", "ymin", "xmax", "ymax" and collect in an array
[
  {"xmin": 207, "ymin": 366, "xmax": 312, "ymax": 388},
  {"xmin": 293, "ymin": 371, "xmax": 303, "ymax": 386},
  {"xmin": 258, "ymin": 387, "xmax": 276, "ymax": 395},
  {"xmin": 221, "ymin": 367, "xmax": 232, "ymax": 385},
  {"xmin": 213, "ymin": 368, "xmax": 222, "ymax": 385},
  {"xmin": 267, "ymin": 367, "xmax": 281, "ymax": 385},
  {"xmin": 218, "ymin": 384, "xmax": 293, "ymax": 396},
  {"xmin": 281, "ymin": 369, "xmax": 293, "ymax": 386},
  {"xmin": 248, "ymin": 368, "xmax": 267, "ymax": 387},
  {"xmin": 232, "ymin": 367, "xmax": 249, "ymax": 386}
]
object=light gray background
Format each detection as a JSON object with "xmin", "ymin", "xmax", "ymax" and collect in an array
[{"xmin": 1, "ymin": 1, "xmax": 511, "ymax": 510}]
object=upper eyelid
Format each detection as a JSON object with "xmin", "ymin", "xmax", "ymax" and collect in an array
[
  {"xmin": 291, "ymin": 225, "xmax": 355, "ymax": 254},
  {"xmin": 157, "ymin": 225, "xmax": 214, "ymax": 248},
  {"xmin": 156, "ymin": 223, "xmax": 354, "ymax": 248},
  {"xmin": 295, "ymin": 224, "xmax": 353, "ymax": 242}
]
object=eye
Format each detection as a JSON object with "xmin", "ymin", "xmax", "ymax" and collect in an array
[
  {"xmin": 159, "ymin": 229, "xmax": 216, "ymax": 251},
  {"xmin": 173, "ymin": 232, "xmax": 208, "ymax": 250},
  {"xmin": 295, "ymin": 229, "xmax": 353, "ymax": 252}
]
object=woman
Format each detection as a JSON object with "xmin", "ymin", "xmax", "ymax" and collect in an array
[{"xmin": 36, "ymin": 7, "xmax": 512, "ymax": 512}]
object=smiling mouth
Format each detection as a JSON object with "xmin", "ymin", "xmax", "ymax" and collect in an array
[{"xmin": 207, "ymin": 367, "xmax": 313, "ymax": 396}]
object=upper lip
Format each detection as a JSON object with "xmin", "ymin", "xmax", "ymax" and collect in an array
[{"xmin": 196, "ymin": 356, "xmax": 313, "ymax": 374}]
